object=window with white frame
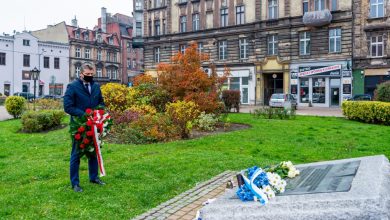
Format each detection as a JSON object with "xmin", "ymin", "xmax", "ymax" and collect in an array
[
  {"xmin": 299, "ymin": 32, "xmax": 311, "ymax": 55},
  {"xmin": 198, "ymin": 42, "xmax": 203, "ymax": 54},
  {"xmin": 84, "ymin": 33, "xmax": 89, "ymax": 41},
  {"xmin": 154, "ymin": 47, "xmax": 160, "ymax": 63},
  {"xmin": 180, "ymin": 44, "xmax": 186, "ymax": 54},
  {"xmin": 371, "ymin": 35, "xmax": 384, "ymax": 57},
  {"xmin": 85, "ymin": 48, "xmax": 90, "ymax": 59},
  {"xmin": 329, "ymin": 28, "xmax": 341, "ymax": 53},
  {"xmin": 112, "ymin": 69, "xmax": 117, "ymax": 79},
  {"xmin": 268, "ymin": 0, "xmax": 278, "ymax": 19},
  {"xmin": 268, "ymin": 35, "xmax": 278, "ymax": 55},
  {"xmin": 162, "ymin": 19, "xmax": 166, "ymax": 34},
  {"xmin": 370, "ymin": 0, "xmax": 384, "ymax": 18},
  {"xmin": 23, "ymin": 39, "xmax": 30, "ymax": 46},
  {"xmin": 109, "ymin": 37, "xmax": 114, "ymax": 45},
  {"xmin": 75, "ymin": 47, "xmax": 81, "ymax": 58},
  {"xmin": 193, "ymin": 13, "xmax": 200, "ymax": 31},
  {"xmin": 75, "ymin": 66, "xmax": 81, "ymax": 77},
  {"xmin": 97, "ymin": 50, "xmax": 102, "ymax": 61},
  {"xmin": 97, "ymin": 68, "xmax": 102, "ymax": 77},
  {"xmin": 135, "ymin": 0, "xmax": 142, "ymax": 10},
  {"xmin": 331, "ymin": 0, "xmax": 338, "ymax": 11},
  {"xmin": 113, "ymin": 53, "xmax": 117, "ymax": 62},
  {"xmin": 97, "ymin": 34, "xmax": 103, "ymax": 43},
  {"xmin": 221, "ymin": 8, "xmax": 228, "ymax": 27},
  {"xmin": 219, "ymin": 40, "xmax": 228, "ymax": 60},
  {"xmin": 133, "ymin": 59, "xmax": 136, "ymax": 68},
  {"xmin": 127, "ymin": 58, "xmax": 131, "ymax": 68},
  {"xmin": 303, "ymin": 0, "xmax": 309, "ymax": 14},
  {"xmin": 155, "ymin": 20, "xmax": 160, "ymax": 36},
  {"xmin": 180, "ymin": 16, "xmax": 187, "ymax": 33},
  {"xmin": 107, "ymin": 52, "xmax": 111, "ymax": 62},
  {"xmin": 315, "ymin": 0, "xmax": 325, "ymax": 11},
  {"xmin": 75, "ymin": 31, "xmax": 80, "ymax": 39},
  {"xmin": 239, "ymin": 38, "xmax": 249, "ymax": 59},
  {"xmin": 107, "ymin": 69, "xmax": 111, "ymax": 79},
  {"xmin": 136, "ymin": 22, "xmax": 142, "ymax": 37},
  {"xmin": 236, "ymin": 5, "xmax": 245, "ymax": 25}
]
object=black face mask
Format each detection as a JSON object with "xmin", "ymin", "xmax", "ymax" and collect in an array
[{"xmin": 83, "ymin": 75, "xmax": 93, "ymax": 82}]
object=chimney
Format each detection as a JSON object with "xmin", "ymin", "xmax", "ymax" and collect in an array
[
  {"xmin": 101, "ymin": 7, "xmax": 107, "ymax": 32},
  {"xmin": 72, "ymin": 16, "xmax": 78, "ymax": 27}
]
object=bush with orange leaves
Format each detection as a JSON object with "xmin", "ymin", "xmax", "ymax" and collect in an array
[
  {"xmin": 133, "ymin": 74, "xmax": 155, "ymax": 87},
  {"xmin": 158, "ymin": 43, "xmax": 228, "ymax": 113}
]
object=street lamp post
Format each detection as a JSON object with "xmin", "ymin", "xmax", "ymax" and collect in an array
[{"xmin": 31, "ymin": 67, "xmax": 40, "ymax": 110}]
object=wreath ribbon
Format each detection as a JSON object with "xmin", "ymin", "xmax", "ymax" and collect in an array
[
  {"xmin": 90, "ymin": 111, "xmax": 109, "ymax": 177},
  {"xmin": 240, "ymin": 168, "xmax": 269, "ymax": 205}
]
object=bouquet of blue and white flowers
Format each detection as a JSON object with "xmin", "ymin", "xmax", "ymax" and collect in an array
[{"xmin": 236, "ymin": 161, "xmax": 299, "ymax": 205}]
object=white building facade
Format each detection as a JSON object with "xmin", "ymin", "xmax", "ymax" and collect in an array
[{"xmin": 0, "ymin": 32, "xmax": 69, "ymax": 96}]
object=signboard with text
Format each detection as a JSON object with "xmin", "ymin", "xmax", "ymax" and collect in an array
[{"xmin": 299, "ymin": 65, "xmax": 341, "ymax": 77}]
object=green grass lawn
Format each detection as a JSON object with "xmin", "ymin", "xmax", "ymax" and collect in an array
[{"xmin": 0, "ymin": 114, "xmax": 389, "ymax": 219}]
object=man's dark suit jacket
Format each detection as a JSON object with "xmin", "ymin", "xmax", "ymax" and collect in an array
[{"xmin": 63, "ymin": 79, "xmax": 105, "ymax": 118}]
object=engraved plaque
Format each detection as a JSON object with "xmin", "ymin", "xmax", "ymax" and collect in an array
[{"xmin": 281, "ymin": 161, "xmax": 360, "ymax": 195}]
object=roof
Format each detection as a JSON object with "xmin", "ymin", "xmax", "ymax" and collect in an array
[{"xmin": 65, "ymin": 25, "xmax": 120, "ymax": 46}]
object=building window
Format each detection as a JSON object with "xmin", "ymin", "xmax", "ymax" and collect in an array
[
  {"xmin": 312, "ymin": 78, "xmax": 326, "ymax": 104},
  {"xmin": 219, "ymin": 40, "xmax": 228, "ymax": 60},
  {"xmin": 154, "ymin": 0, "xmax": 162, "ymax": 7},
  {"xmin": 303, "ymin": 0, "xmax": 309, "ymax": 14},
  {"xmin": 97, "ymin": 68, "xmax": 102, "ymax": 77},
  {"xmin": 149, "ymin": 20, "xmax": 152, "ymax": 36},
  {"xmin": 239, "ymin": 38, "xmax": 249, "ymax": 60},
  {"xmin": 109, "ymin": 37, "xmax": 114, "ymax": 45},
  {"xmin": 198, "ymin": 42, "xmax": 203, "ymax": 54},
  {"xmin": 127, "ymin": 58, "xmax": 131, "ymax": 68},
  {"xmin": 136, "ymin": 22, "xmax": 142, "ymax": 37},
  {"xmin": 370, "ymin": 0, "xmax": 384, "ymax": 18},
  {"xmin": 107, "ymin": 69, "xmax": 111, "ymax": 78},
  {"xmin": 267, "ymin": 35, "xmax": 278, "ymax": 55},
  {"xmin": 112, "ymin": 69, "xmax": 117, "ymax": 79},
  {"xmin": 133, "ymin": 59, "xmax": 136, "ymax": 68},
  {"xmin": 180, "ymin": 16, "xmax": 187, "ymax": 33},
  {"xmin": 23, "ymin": 39, "xmax": 30, "ymax": 46},
  {"xmin": 113, "ymin": 53, "xmax": 117, "ymax": 62},
  {"xmin": 75, "ymin": 47, "xmax": 81, "ymax": 58},
  {"xmin": 23, "ymin": 54, "xmax": 30, "ymax": 67},
  {"xmin": 155, "ymin": 20, "xmax": 160, "ymax": 36},
  {"xmin": 107, "ymin": 52, "xmax": 111, "ymax": 62},
  {"xmin": 268, "ymin": 0, "xmax": 278, "ymax": 19},
  {"xmin": 300, "ymin": 78, "xmax": 309, "ymax": 103},
  {"xmin": 371, "ymin": 35, "xmax": 384, "ymax": 57},
  {"xmin": 135, "ymin": 0, "xmax": 142, "ymax": 10},
  {"xmin": 331, "ymin": 0, "xmax": 338, "ymax": 11},
  {"xmin": 236, "ymin": 5, "xmax": 245, "ymax": 25},
  {"xmin": 162, "ymin": 19, "xmax": 166, "ymax": 35},
  {"xmin": 97, "ymin": 34, "xmax": 103, "ymax": 43},
  {"xmin": 85, "ymin": 48, "xmax": 90, "ymax": 59},
  {"xmin": 299, "ymin": 32, "xmax": 311, "ymax": 55},
  {"xmin": 97, "ymin": 50, "xmax": 102, "ymax": 61},
  {"xmin": 0, "ymin": 53, "xmax": 5, "ymax": 65},
  {"xmin": 54, "ymin": 58, "xmax": 60, "ymax": 69},
  {"xmin": 193, "ymin": 13, "xmax": 200, "ymax": 31},
  {"xmin": 180, "ymin": 44, "xmax": 186, "ymax": 54},
  {"xmin": 221, "ymin": 8, "xmax": 228, "ymax": 27},
  {"xmin": 44, "ymin": 57, "xmax": 50, "ymax": 68},
  {"xmin": 75, "ymin": 66, "xmax": 81, "ymax": 77},
  {"xmin": 315, "ymin": 0, "xmax": 325, "ymax": 11},
  {"xmin": 154, "ymin": 47, "xmax": 160, "ymax": 63},
  {"xmin": 329, "ymin": 28, "xmax": 341, "ymax": 53},
  {"xmin": 75, "ymin": 31, "xmax": 80, "ymax": 39},
  {"xmin": 84, "ymin": 33, "xmax": 89, "ymax": 41}
]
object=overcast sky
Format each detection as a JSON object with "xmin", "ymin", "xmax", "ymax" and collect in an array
[{"xmin": 0, "ymin": 0, "xmax": 132, "ymax": 34}]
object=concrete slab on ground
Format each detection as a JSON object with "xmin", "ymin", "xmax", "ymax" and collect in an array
[
  {"xmin": 240, "ymin": 105, "xmax": 343, "ymax": 117},
  {"xmin": 0, "ymin": 106, "xmax": 12, "ymax": 121}
]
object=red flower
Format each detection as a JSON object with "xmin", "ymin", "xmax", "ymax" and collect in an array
[
  {"xmin": 93, "ymin": 116, "xmax": 98, "ymax": 121},
  {"xmin": 75, "ymin": 133, "xmax": 81, "ymax": 140},
  {"xmin": 83, "ymin": 138, "xmax": 90, "ymax": 144},
  {"xmin": 77, "ymin": 126, "xmax": 85, "ymax": 133},
  {"xmin": 86, "ymin": 131, "xmax": 94, "ymax": 137},
  {"xmin": 80, "ymin": 144, "xmax": 85, "ymax": 149},
  {"xmin": 99, "ymin": 110, "xmax": 105, "ymax": 115},
  {"xmin": 86, "ymin": 120, "xmax": 93, "ymax": 127},
  {"xmin": 86, "ymin": 108, "xmax": 93, "ymax": 115}
]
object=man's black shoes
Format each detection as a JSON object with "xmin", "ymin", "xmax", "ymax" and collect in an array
[
  {"xmin": 73, "ymin": 185, "xmax": 83, "ymax": 192},
  {"xmin": 90, "ymin": 179, "xmax": 106, "ymax": 185}
]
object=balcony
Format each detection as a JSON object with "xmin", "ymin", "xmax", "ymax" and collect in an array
[
  {"xmin": 303, "ymin": 10, "xmax": 332, "ymax": 27},
  {"xmin": 132, "ymin": 37, "xmax": 144, "ymax": 48}
]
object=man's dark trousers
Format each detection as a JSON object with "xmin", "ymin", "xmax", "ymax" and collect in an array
[{"xmin": 70, "ymin": 140, "xmax": 99, "ymax": 187}]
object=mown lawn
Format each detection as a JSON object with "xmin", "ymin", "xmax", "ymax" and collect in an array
[{"xmin": 0, "ymin": 114, "xmax": 389, "ymax": 219}]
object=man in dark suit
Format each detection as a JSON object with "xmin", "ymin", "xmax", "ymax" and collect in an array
[{"xmin": 64, "ymin": 63, "xmax": 105, "ymax": 192}]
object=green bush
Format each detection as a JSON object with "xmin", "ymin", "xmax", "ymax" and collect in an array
[
  {"xmin": 166, "ymin": 101, "xmax": 200, "ymax": 139},
  {"xmin": 5, "ymin": 96, "xmax": 26, "ymax": 118},
  {"xmin": 342, "ymin": 101, "xmax": 390, "ymax": 125},
  {"xmin": 251, "ymin": 107, "xmax": 296, "ymax": 120},
  {"xmin": 34, "ymin": 99, "xmax": 63, "ymax": 110},
  {"xmin": 193, "ymin": 112, "xmax": 219, "ymax": 131},
  {"xmin": 374, "ymin": 81, "xmax": 390, "ymax": 102},
  {"xmin": 222, "ymin": 90, "xmax": 240, "ymax": 113},
  {"xmin": 21, "ymin": 110, "xmax": 65, "ymax": 132}
]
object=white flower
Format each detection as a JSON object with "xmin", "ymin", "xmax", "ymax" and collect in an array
[
  {"xmin": 263, "ymin": 185, "xmax": 273, "ymax": 194},
  {"xmin": 266, "ymin": 190, "xmax": 275, "ymax": 199},
  {"xmin": 288, "ymin": 168, "xmax": 298, "ymax": 178},
  {"xmin": 295, "ymin": 169, "xmax": 300, "ymax": 176},
  {"xmin": 285, "ymin": 161, "xmax": 293, "ymax": 169}
]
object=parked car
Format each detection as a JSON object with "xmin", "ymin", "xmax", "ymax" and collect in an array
[
  {"xmin": 269, "ymin": 93, "xmax": 297, "ymax": 109},
  {"xmin": 14, "ymin": 92, "xmax": 34, "ymax": 101},
  {"xmin": 347, "ymin": 94, "xmax": 372, "ymax": 101},
  {"xmin": 37, "ymin": 95, "xmax": 63, "ymax": 100}
]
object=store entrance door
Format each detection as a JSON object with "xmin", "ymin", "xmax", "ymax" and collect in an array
[
  {"xmin": 331, "ymin": 88, "xmax": 340, "ymax": 106},
  {"xmin": 264, "ymin": 73, "xmax": 284, "ymax": 105}
]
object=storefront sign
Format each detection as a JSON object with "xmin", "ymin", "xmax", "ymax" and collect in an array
[
  {"xmin": 291, "ymin": 71, "xmax": 298, "ymax": 79},
  {"xmin": 299, "ymin": 65, "xmax": 341, "ymax": 77},
  {"xmin": 343, "ymin": 84, "xmax": 352, "ymax": 94},
  {"xmin": 291, "ymin": 79, "xmax": 298, "ymax": 85},
  {"xmin": 342, "ymin": 70, "xmax": 352, "ymax": 77}
]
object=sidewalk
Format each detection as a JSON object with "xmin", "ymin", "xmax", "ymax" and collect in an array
[
  {"xmin": 0, "ymin": 106, "xmax": 13, "ymax": 121},
  {"xmin": 240, "ymin": 105, "xmax": 343, "ymax": 117}
]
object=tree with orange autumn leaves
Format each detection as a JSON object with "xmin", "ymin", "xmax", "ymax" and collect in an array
[{"xmin": 157, "ymin": 43, "xmax": 229, "ymax": 113}]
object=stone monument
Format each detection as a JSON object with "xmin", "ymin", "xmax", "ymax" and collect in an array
[{"xmin": 200, "ymin": 155, "xmax": 390, "ymax": 219}]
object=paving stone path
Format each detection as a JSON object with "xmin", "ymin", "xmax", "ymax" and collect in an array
[{"xmin": 133, "ymin": 171, "xmax": 237, "ymax": 220}]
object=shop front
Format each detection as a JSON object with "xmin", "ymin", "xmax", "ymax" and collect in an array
[{"xmin": 290, "ymin": 60, "xmax": 352, "ymax": 107}]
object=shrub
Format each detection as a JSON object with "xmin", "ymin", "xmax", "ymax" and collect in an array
[
  {"xmin": 134, "ymin": 83, "xmax": 172, "ymax": 112},
  {"xmin": 342, "ymin": 101, "xmax": 390, "ymax": 125},
  {"xmin": 110, "ymin": 109, "xmax": 141, "ymax": 125},
  {"xmin": 251, "ymin": 107, "xmax": 296, "ymax": 120},
  {"xmin": 5, "ymin": 96, "xmax": 26, "ymax": 119},
  {"xmin": 34, "ymin": 99, "xmax": 63, "ymax": 110},
  {"xmin": 193, "ymin": 112, "xmax": 219, "ymax": 131},
  {"xmin": 222, "ymin": 90, "xmax": 240, "ymax": 113},
  {"xmin": 166, "ymin": 101, "xmax": 200, "ymax": 138},
  {"xmin": 374, "ymin": 81, "xmax": 390, "ymax": 102},
  {"xmin": 101, "ymin": 83, "xmax": 135, "ymax": 112},
  {"xmin": 21, "ymin": 110, "xmax": 65, "ymax": 132},
  {"xmin": 127, "ymin": 105, "xmax": 157, "ymax": 116},
  {"xmin": 133, "ymin": 74, "xmax": 155, "ymax": 87},
  {"xmin": 184, "ymin": 92, "xmax": 224, "ymax": 114}
]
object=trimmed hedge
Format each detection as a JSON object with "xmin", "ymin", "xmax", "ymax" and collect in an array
[
  {"xmin": 342, "ymin": 101, "xmax": 390, "ymax": 125},
  {"xmin": 21, "ymin": 110, "xmax": 65, "ymax": 132}
]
